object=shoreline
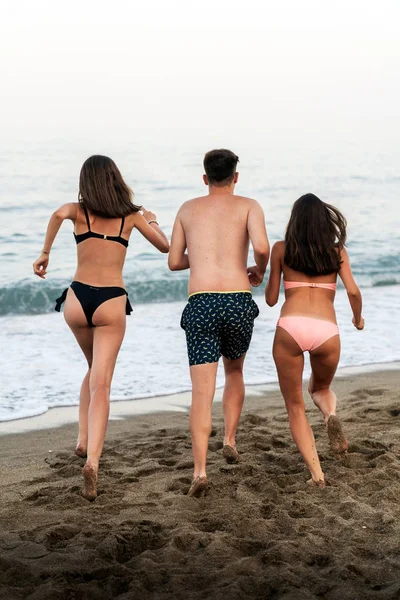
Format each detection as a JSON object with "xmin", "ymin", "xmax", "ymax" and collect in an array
[{"xmin": 1, "ymin": 360, "xmax": 398, "ymax": 436}]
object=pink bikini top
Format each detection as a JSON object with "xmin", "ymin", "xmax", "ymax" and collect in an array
[{"xmin": 283, "ymin": 280, "xmax": 336, "ymax": 291}]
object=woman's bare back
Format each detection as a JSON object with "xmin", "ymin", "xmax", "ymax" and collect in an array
[{"xmin": 73, "ymin": 205, "xmax": 135, "ymax": 287}]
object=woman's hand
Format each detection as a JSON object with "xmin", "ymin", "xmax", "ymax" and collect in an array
[
  {"xmin": 134, "ymin": 210, "xmax": 169, "ymax": 253},
  {"xmin": 352, "ymin": 316, "xmax": 365, "ymax": 330},
  {"xmin": 141, "ymin": 208, "xmax": 157, "ymax": 223},
  {"xmin": 33, "ymin": 253, "xmax": 49, "ymax": 278}
]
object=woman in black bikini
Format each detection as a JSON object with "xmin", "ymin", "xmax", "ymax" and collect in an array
[{"xmin": 33, "ymin": 155, "xmax": 169, "ymax": 500}]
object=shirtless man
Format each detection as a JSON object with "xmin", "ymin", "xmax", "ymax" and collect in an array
[{"xmin": 169, "ymin": 149, "xmax": 270, "ymax": 496}]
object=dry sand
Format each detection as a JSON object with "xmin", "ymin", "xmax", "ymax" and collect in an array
[{"xmin": 0, "ymin": 369, "xmax": 399, "ymax": 599}]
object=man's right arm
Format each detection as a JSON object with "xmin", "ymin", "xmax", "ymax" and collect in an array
[
  {"xmin": 168, "ymin": 211, "xmax": 190, "ymax": 271},
  {"xmin": 247, "ymin": 200, "xmax": 270, "ymax": 286}
]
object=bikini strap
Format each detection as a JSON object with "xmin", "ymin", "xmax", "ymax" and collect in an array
[
  {"xmin": 82, "ymin": 205, "xmax": 91, "ymax": 231},
  {"xmin": 119, "ymin": 216, "xmax": 125, "ymax": 236}
]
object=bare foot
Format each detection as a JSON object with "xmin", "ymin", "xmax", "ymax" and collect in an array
[
  {"xmin": 327, "ymin": 415, "xmax": 348, "ymax": 456},
  {"xmin": 222, "ymin": 444, "xmax": 240, "ymax": 464},
  {"xmin": 188, "ymin": 476, "xmax": 208, "ymax": 497},
  {"xmin": 82, "ymin": 463, "xmax": 98, "ymax": 501},
  {"xmin": 307, "ymin": 478, "xmax": 326, "ymax": 489},
  {"xmin": 75, "ymin": 445, "xmax": 87, "ymax": 459}
]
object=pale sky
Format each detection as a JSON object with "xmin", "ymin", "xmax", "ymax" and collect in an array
[{"xmin": 1, "ymin": 0, "xmax": 399, "ymax": 146}]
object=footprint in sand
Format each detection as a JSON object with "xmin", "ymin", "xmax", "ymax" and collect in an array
[
  {"xmin": 195, "ymin": 516, "xmax": 227, "ymax": 533},
  {"xmin": 254, "ymin": 441, "xmax": 272, "ymax": 451},
  {"xmin": 167, "ymin": 476, "xmax": 192, "ymax": 494},
  {"xmin": 389, "ymin": 408, "xmax": 400, "ymax": 417},
  {"xmin": 261, "ymin": 502, "xmax": 276, "ymax": 519},
  {"xmin": 24, "ymin": 487, "xmax": 55, "ymax": 505},
  {"xmin": 44, "ymin": 453, "xmax": 84, "ymax": 480},
  {"xmin": 271, "ymin": 435, "xmax": 290, "ymax": 449},
  {"xmin": 57, "ymin": 464, "xmax": 82, "ymax": 478},
  {"xmin": 175, "ymin": 459, "xmax": 194, "ymax": 470},
  {"xmin": 173, "ymin": 530, "xmax": 212, "ymax": 552},
  {"xmin": 45, "ymin": 454, "xmax": 75, "ymax": 469},
  {"xmin": 351, "ymin": 388, "xmax": 387, "ymax": 400},
  {"xmin": 263, "ymin": 451, "xmax": 300, "ymax": 473},
  {"xmin": 243, "ymin": 413, "xmax": 267, "ymax": 426},
  {"xmin": 109, "ymin": 520, "xmax": 169, "ymax": 563},
  {"xmin": 24, "ymin": 485, "xmax": 87, "ymax": 509},
  {"xmin": 273, "ymin": 414, "xmax": 289, "ymax": 423},
  {"xmin": 288, "ymin": 500, "xmax": 324, "ymax": 519},
  {"xmin": 157, "ymin": 458, "xmax": 178, "ymax": 467},
  {"xmin": 305, "ymin": 553, "xmax": 331, "ymax": 567},
  {"xmin": 36, "ymin": 524, "xmax": 81, "ymax": 550},
  {"xmin": 208, "ymin": 440, "xmax": 223, "ymax": 452},
  {"xmin": 120, "ymin": 459, "xmax": 169, "ymax": 477},
  {"xmin": 350, "ymin": 439, "xmax": 390, "ymax": 454},
  {"xmin": 118, "ymin": 474, "xmax": 140, "ymax": 484},
  {"xmin": 342, "ymin": 453, "xmax": 370, "ymax": 469}
]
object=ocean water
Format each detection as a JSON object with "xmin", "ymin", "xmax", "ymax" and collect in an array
[{"xmin": 1, "ymin": 140, "xmax": 399, "ymax": 421}]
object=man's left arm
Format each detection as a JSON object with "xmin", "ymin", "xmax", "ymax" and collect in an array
[
  {"xmin": 247, "ymin": 200, "xmax": 270, "ymax": 286},
  {"xmin": 168, "ymin": 213, "xmax": 190, "ymax": 271}
]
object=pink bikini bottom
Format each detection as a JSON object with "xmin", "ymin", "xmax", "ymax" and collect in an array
[{"xmin": 277, "ymin": 316, "xmax": 339, "ymax": 352}]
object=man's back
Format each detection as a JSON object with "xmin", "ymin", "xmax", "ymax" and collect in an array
[
  {"xmin": 180, "ymin": 193, "xmax": 254, "ymax": 293},
  {"xmin": 170, "ymin": 192, "xmax": 269, "ymax": 294}
]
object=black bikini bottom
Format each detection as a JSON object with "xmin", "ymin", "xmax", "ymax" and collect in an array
[{"xmin": 55, "ymin": 281, "xmax": 133, "ymax": 327}]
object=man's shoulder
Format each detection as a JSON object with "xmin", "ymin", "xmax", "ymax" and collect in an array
[
  {"xmin": 232, "ymin": 194, "xmax": 257, "ymax": 203},
  {"xmin": 181, "ymin": 195, "xmax": 206, "ymax": 206},
  {"xmin": 178, "ymin": 196, "xmax": 207, "ymax": 213},
  {"xmin": 233, "ymin": 195, "xmax": 262, "ymax": 209}
]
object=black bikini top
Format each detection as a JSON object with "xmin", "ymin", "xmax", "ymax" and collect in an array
[{"xmin": 74, "ymin": 206, "xmax": 129, "ymax": 248}]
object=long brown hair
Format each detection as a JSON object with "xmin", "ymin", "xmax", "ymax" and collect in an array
[
  {"xmin": 284, "ymin": 193, "xmax": 347, "ymax": 276},
  {"xmin": 78, "ymin": 155, "xmax": 142, "ymax": 218}
]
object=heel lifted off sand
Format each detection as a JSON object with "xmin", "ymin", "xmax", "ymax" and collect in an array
[
  {"xmin": 222, "ymin": 445, "xmax": 240, "ymax": 464},
  {"xmin": 188, "ymin": 476, "xmax": 208, "ymax": 497},
  {"xmin": 75, "ymin": 446, "xmax": 87, "ymax": 459},
  {"xmin": 327, "ymin": 415, "xmax": 348, "ymax": 457},
  {"xmin": 82, "ymin": 464, "xmax": 98, "ymax": 501}
]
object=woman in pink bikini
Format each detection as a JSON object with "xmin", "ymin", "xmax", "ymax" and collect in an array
[{"xmin": 265, "ymin": 193, "xmax": 364, "ymax": 487}]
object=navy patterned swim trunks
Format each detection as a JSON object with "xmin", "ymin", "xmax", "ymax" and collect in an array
[{"xmin": 180, "ymin": 292, "xmax": 260, "ymax": 366}]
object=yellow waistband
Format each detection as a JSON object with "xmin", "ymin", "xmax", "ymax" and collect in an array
[{"xmin": 188, "ymin": 290, "xmax": 252, "ymax": 299}]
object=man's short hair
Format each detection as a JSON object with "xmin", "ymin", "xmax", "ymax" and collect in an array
[{"xmin": 203, "ymin": 149, "xmax": 239, "ymax": 186}]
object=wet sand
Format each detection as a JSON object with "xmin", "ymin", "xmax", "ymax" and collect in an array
[{"xmin": 0, "ymin": 369, "xmax": 399, "ymax": 599}]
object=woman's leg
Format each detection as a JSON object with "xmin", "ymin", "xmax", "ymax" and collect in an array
[
  {"xmin": 273, "ymin": 328, "xmax": 324, "ymax": 484},
  {"xmin": 64, "ymin": 290, "xmax": 93, "ymax": 457},
  {"xmin": 309, "ymin": 336, "xmax": 347, "ymax": 455},
  {"xmin": 308, "ymin": 336, "xmax": 340, "ymax": 421},
  {"xmin": 75, "ymin": 370, "xmax": 91, "ymax": 457},
  {"xmin": 81, "ymin": 295, "xmax": 127, "ymax": 499},
  {"xmin": 65, "ymin": 291, "xmax": 127, "ymax": 500}
]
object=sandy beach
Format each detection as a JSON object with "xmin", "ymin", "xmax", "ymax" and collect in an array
[{"xmin": 0, "ymin": 368, "xmax": 399, "ymax": 599}]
